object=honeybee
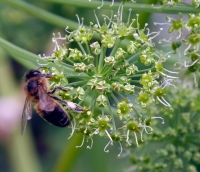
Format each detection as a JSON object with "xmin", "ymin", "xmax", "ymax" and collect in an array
[{"xmin": 21, "ymin": 69, "xmax": 82, "ymax": 135}]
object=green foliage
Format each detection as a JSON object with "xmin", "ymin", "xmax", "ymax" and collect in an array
[{"xmin": 128, "ymin": 87, "xmax": 200, "ymax": 172}]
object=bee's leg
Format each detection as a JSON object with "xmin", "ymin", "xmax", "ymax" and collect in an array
[
  {"xmin": 48, "ymin": 86, "xmax": 70, "ymax": 94},
  {"xmin": 50, "ymin": 96, "xmax": 66, "ymax": 105},
  {"xmin": 50, "ymin": 96, "xmax": 83, "ymax": 113}
]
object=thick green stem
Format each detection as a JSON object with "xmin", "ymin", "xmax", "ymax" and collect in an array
[
  {"xmin": 98, "ymin": 45, "xmax": 106, "ymax": 73},
  {"xmin": 111, "ymin": 93, "xmax": 120, "ymax": 104},
  {"xmin": 132, "ymin": 106, "xmax": 142, "ymax": 118},
  {"xmin": 130, "ymin": 80, "xmax": 140, "ymax": 84},
  {"xmin": 101, "ymin": 65, "xmax": 113, "ymax": 76},
  {"xmin": 67, "ymin": 80, "xmax": 88, "ymax": 87},
  {"xmin": 0, "ymin": 37, "xmax": 74, "ymax": 73},
  {"xmin": 52, "ymin": 135, "xmax": 83, "ymax": 172},
  {"xmin": 64, "ymin": 74, "xmax": 90, "ymax": 79},
  {"xmin": 107, "ymin": 99, "xmax": 116, "ymax": 131},
  {"xmin": 42, "ymin": 0, "xmax": 199, "ymax": 14},
  {"xmin": 109, "ymin": 38, "xmax": 122, "ymax": 57},
  {"xmin": 90, "ymin": 90, "xmax": 98, "ymax": 113},
  {"xmin": 86, "ymin": 42, "xmax": 91, "ymax": 55},
  {"xmin": 77, "ymin": 42, "xmax": 87, "ymax": 55},
  {"xmin": 1, "ymin": 0, "xmax": 78, "ymax": 29},
  {"xmin": 7, "ymin": 128, "xmax": 42, "ymax": 172},
  {"xmin": 95, "ymin": 55, "xmax": 99, "ymax": 72},
  {"xmin": 137, "ymin": 67, "xmax": 154, "ymax": 74}
]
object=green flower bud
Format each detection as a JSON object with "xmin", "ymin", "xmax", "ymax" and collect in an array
[
  {"xmin": 172, "ymin": 41, "xmax": 181, "ymax": 52},
  {"xmin": 120, "ymin": 76, "xmax": 130, "ymax": 83},
  {"xmin": 54, "ymin": 47, "xmax": 68, "ymax": 61},
  {"xmin": 138, "ymin": 92, "xmax": 150, "ymax": 104},
  {"xmin": 98, "ymin": 119, "xmax": 108, "ymax": 131},
  {"xmin": 112, "ymin": 82, "xmax": 124, "ymax": 92},
  {"xmin": 127, "ymin": 121, "xmax": 139, "ymax": 132},
  {"xmin": 174, "ymin": 158, "xmax": 183, "ymax": 169},
  {"xmin": 74, "ymin": 26, "xmax": 93, "ymax": 44},
  {"xmin": 188, "ymin": 63, "xmax": 198, "ymax": 72},
  {"xmin": 68, "ymin": 48, "xmax": 83, "ymax": 61},
  {"xmin": 59, "ymin": 92, "xmax": 71, "ymax": 101},
  {"xmin": 104, "ymin": 56, "xmax": 116, "ymax": 66},
  {"xmin": 193, "ymin": 152, "xmax": 200, "ymax": 163},
  {"xmin": 115, "ymin": 48, "xmax": 127, "ymax": 60},
  {"xmin": 79, "ymin": 126, "xmax": 92, "ymax": 135},
  {"xmin": 117, "ymin": 101, "xmax": 132, "ymax": 115},
  {"xmin": 74, "ymin": 63, "xmax": 87, "ymax": 72},
  {"xmin": 83, "ymin": 54, "xmax": 94, "ymax": 63},
  {"xmin": 87, "ymin": 78, "xmax": 98, "ymax": 90},
  {"xmin": 155, "ymin": 87, "xmax": 164, "ymax": 97},
  {"xmin": 90, "ymin": 41, "xmax": 101, "ymax": 55},
  {"xmin": 96, "ymin": 80, "xmax": 109, "ymax": 93},
  {"xmin": 187, "ymin": 15, "xmax": 200, "ymax": 30},
  {"xmin": 75, "ymin": 87, "xmax": 85, "ymax": 100},
  {"xmin": 123, "ymin": 84, "xmax": 135, "ymax": 94},
  {"xmin": 96, "ymin": 94, "xmax": 107, "ymax": 107},
  {"xmin": 168, "ymin": 19, "xmax": 183, "ymax": 33},
  {"xmin": 187, "ymin": 33, "xmax": 200, "ymax": 45},
  {"xmin": 126, "ymin": 64, "xmax": 138, "ymax": 75},
  {"xmin": 101, "ymin": 33, "xmax": 116, "ymax": 48},
  {"xmin": 140, "ymin": 72, "xmax": 156, "ymax": 88},
  {"xmin": 127, "ymin": 41, "xmax": 141, "ymax": 54},
  {"xmin": 190, "ymin": 53, "xmax": 199, "ymax": 61},
  {"xmin": 187, "ymin": 165, "xmax": 197, "ymax": 172},
  {"xmin": 145, "ymin": 118, "xmax": 152, "ymax": 126}
]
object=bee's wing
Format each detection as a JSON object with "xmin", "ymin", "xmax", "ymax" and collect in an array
[
  {"xmin": 38, "ymin": 85, "xmax": 55, "ymax": 112},
  {"xmin": 21, "ymin": 97, "xmax": 32, "ymax": 135}
]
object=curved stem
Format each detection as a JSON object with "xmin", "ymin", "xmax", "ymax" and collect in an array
[
  {"xmin": 1, "ymin": 0, "xmax": 78, "ymax": 29},
  {"xmin": 52, "ymin": 135, "xmax": 83, "ymax": 172},
  {"xmin": 42, "ymin": 0, "xmax": 199, "ymax": 14}
]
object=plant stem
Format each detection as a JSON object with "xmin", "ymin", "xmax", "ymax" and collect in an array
[
  {"xmin": 109, "ymin": 38, "xmax": 122, "ymax": 57},
  {"xmin": 0, "ymin": 37, "xmax": 74, "ymax": 73},
  {"xmin": 98, "ymin": 45, "xmax": 106, "ymax": 73},
  {"xmin": 107, "ymin": 99, "xmax": 116, "ymax": 131},
  {"xmin": 77, "ymin": 42, "xmax": 87, "ymax": 54},
  {"xmin": 42, "ymin": 0, "xmax": 199, "ymax": 14},
  {"xmin": 52, "ymin": 135, "xmax": 83, "ymax": 172},
  {"xmin": 67, "ymin": 80, "xmax": 88, "ymax": 86},
  {"xmin": 7, "ymin": 128, "xmax": 42, "ymax": 172},
  {"xmin": 1, "ymin": 0, "xmax": 78, "ymax": 29}
]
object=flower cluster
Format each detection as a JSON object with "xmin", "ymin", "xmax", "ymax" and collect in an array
[
  {"xmin": 157, "ymin": 0, "xmax": 183, "ymax": 7},
  {"xmin": 127, "ymin": 87, "xmax": 200, "ymax": 172},
  {"xmin": 39, "ymin": 4, "xmax": 178, "ymax": 154},
  {"xmin": 154, "ymin": 0, "xmax": 200, "ymax": 8},
  {"xmin": 155, "ymin": 12, "xmax": 200, "ymax": 86}
]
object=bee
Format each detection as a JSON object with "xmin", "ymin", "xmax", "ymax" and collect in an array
[{"xmin": 21, "ymin": 69, "xmax": 82, "ymax": 135}]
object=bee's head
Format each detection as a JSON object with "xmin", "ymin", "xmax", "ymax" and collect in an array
[
  {"xmin": 24, "ymin": 70, "xmax": 44, "ymax": 81},
  {"xmin": 24, "ymin": 69, "xmax": 52, "ymax": 82}
]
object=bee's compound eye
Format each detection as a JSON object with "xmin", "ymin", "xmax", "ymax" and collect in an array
[
  {"xmin": 25, "ymin": 70, "xmax": 43, "ymax": 82},
  {"xmin": 32, "ymin": 71, "xmax": 41, "ymax": 76}
]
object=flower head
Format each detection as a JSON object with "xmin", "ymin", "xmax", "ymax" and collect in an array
[
  {"xmin": 39, "ymin": 4, "xmax": 176, "ymax": 153},
  {"xmin": 128, "ymin": 88, "xmax": 200, "ymax": 171}
]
